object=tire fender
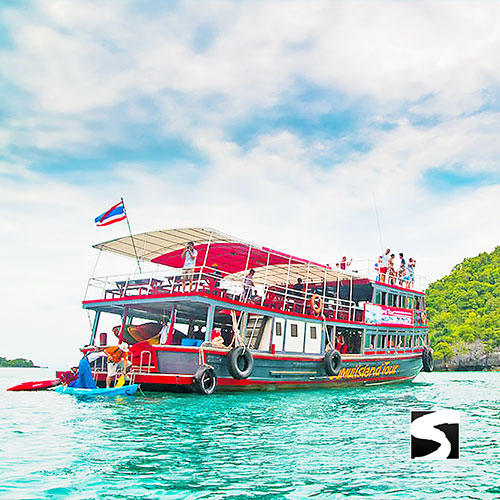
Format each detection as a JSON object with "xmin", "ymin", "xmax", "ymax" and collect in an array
[
  {"xmin": 227, "ymin": 346, "xmax": 254, "ymax": 380},
  {"xmin": 324, "ymin": 349, "xmax": 342, "ymax": 376},
  {"xmin": 422, "ymin": 346, "xmax": 434, "ymax": 372},
  {"xmin": 193, "ymin": 365, "xmax": 217, "ymax": 395}
]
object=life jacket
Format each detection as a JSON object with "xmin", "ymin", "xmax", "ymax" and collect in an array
[{"xmin": 104, "ymin": 346, "xmax": 126, "ymax": 364}]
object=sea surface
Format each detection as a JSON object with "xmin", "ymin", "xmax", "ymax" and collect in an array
[{"xmin": 0, "ymin": 369, "xmax": 499, "ymax": 500}]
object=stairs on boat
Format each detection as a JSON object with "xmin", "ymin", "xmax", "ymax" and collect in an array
[{"xmin": 245, "ymin": 315, "xmax": 269, "ymax": 350}]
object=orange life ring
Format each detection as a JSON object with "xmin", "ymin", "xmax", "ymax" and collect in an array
[
  {"xmin": 420, "ymin": 312, "xmax": 427, "ymax": 323},
  {"xmin": 310, "ymin": 294, "xmax": 323, "ymax": 316}
]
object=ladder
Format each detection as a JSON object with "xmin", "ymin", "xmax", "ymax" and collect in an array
[{"xmin": 245, "ymin": 315, "xmax": 267, "ymax": 350}]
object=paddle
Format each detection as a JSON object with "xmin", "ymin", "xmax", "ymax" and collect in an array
[{"xmin": 115, "ymin": 374, "xmax": 125, "ymax": 388}]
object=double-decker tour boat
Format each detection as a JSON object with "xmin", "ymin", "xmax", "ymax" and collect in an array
[{"xmin": 70, "ymin": 227, "xmax": 433, "ymax": 394}]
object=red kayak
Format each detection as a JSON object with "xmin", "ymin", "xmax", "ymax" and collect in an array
[{"xmin": 7, "ymin": 379, "xmax": 61, "ymax": 391}]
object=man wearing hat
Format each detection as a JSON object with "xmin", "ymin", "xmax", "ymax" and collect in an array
[{"xmin": 103, "ymin": 342, "xmax": 129, "ymax": 388}]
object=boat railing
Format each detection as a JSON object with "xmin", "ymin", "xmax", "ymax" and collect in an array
[
  {"xmin": 86, "ymin": 265, "xmax": 365, "ymax": 322},
  {"xmin": 350, "ymin": 259, "xmax": 427, "ymax": 291}
]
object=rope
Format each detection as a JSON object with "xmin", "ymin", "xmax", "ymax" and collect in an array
[{"xmin": 322, "ymin": 314, "xmax": 334, "ymax": 352}]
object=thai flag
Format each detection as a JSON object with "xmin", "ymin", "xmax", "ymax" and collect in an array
[{"xmin": 95, "ymin": 201, "xmax": 127, "ymax": 227}]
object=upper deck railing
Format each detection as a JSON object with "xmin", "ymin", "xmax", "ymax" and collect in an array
[
  {"xmin": 85, "ymin": 265, "xmax": 368, "ymax": 322},
  {"xmin": 84, "ymin": 262, "xmax": 426, "ymax": 324},
  {"xmin": 348, "ymin": 260, "xmax": 426, "ymax": 292}
]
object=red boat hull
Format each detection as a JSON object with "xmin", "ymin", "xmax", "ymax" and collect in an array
[{"xmin": 7, "ymin": 379, "xmax": 60, "ymax": 391}]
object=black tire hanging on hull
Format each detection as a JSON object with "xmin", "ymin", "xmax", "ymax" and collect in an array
[
  {"xmin": 227, "ymin": 346, "xmax": 254, "ymax": 380},
  {"xmin": 193, "ymin": 365, "xmax": 217, "ymax": 395},
  {"xmin": 422, "ymin": 347, "xmax": 434, "ymax": 372},
  {"xmin": 324, "ymin": 349, "xmax": 342, "ymax": 376}
]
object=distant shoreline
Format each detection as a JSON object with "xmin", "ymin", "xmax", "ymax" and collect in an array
[
  {"xmin": 0, "ymin": 365, "xmax": 47, "ymax": 369},
  {"xmin": 0, "ymin": 356, "xmax": 41, "ymax": 368}
]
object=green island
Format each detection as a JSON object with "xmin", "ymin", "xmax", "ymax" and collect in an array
[
  {"xmin": 0, "ymin": 356, "xmax": 37, "ymax": 368},
  {"xmin": 428, "ymin": 246, "xmax": 500, "ymax": 370}
]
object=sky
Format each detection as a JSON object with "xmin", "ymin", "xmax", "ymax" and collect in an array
[{"xmin": 1, "ymin": 0, "xmax": 499, "ymax": 367}]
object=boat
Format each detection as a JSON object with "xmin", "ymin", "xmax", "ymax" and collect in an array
[
  {"xmin": 54, "ymin": 384, "xmax": 139, "ymax": 396},
  {"xmin": 7, "ymin": 379, "xmax": 61, "ymax": 391},
  {"xmin": 58, "ymin": 227, "xmax": 432, "ymax": 394}
]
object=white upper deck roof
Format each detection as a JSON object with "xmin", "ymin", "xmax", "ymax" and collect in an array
[{"xmin": 93, "ymin": 227, "xmax": 355, "ymax": 285}]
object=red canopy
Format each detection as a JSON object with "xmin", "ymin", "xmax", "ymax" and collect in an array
[{"xmin": 152, "ymin": 242, "xmax": 327, "ymax": 275}]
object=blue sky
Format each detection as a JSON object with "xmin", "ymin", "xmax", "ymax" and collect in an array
[{"xmin": 1, "ymin": 0, "xmax": 499, "ymax": 365}]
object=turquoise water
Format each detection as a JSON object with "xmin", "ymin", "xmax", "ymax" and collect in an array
[{"xmin": 1, "ymin": 369, "xmax": 499, "ymax": 499}]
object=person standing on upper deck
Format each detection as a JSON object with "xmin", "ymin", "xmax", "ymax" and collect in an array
[
  {"xmin": 388, "ymin": 253, "xmax": 396, "ymax": 284},
  {"xmin": 407, "ymin": 258, "xmax": 416, "ymax": 289},
  {"xmin": 379, "ymin": 249, "xmax": 390, "ymax": 282},
  {"xmin": 181, "ymin": 241, "xmax": 198, "ymax": 292},
  {"xmin": 398, "ymin": 253, "xmax": 406, "ymax": 286},
  {"xmin": 243, "ymin": 269, "xmax": 255, "ymax": 301},
  {"xmin": 340, "ymin": 256, "xmax": 352, "ymax": 270}
]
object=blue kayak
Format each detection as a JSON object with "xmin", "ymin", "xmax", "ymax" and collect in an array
[{"xmin": 54, "ymin": 384, "xmax": 138, "ymax": 396}]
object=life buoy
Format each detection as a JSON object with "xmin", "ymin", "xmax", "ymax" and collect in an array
[
  {"xmin": 324, "ymin": 349, "xmax": 342, "ymax": 376},
  {"xmin": 193, "ymin": 365, "xmax": 217, "ymax": 394},
  {"xmin": 420, "ymin": 312, "xmax": 427, "ymax": 324},
  {"xmin": 422, "ymin": 346, "xmax": 434, "ymax": 372},
  {"xmin": 227, "ymin": 346, "xmax": 254, "ymax": 380},
  {"xmin": 310, "ymin": 294, "xmax": 323, "ymax": 316}
]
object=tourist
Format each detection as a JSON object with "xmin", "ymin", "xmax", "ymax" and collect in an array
[
  {"xmin": 211, "ymin": 329, "xmax": 227, "ymax": 348},
  {"xmin": 340, "ymin": 256, "xmax": 352, "ymax": 270},
  {"xmin": 388, "ymin": 253, "xmax": 396, "ymax": 285},
  {"xmin": 398, "ymin": 253, "xmax": 406, "ymax": 286},
  {"xmin": 59, "ymin": 367, "xmax": 78, "ymax": 386},
  {"xmin": 292, "ymin": 278, "xmax": 304, "ymax": 297},
  {"xmin": 249, "ymin": 290, "xmax": 261, "ymax": 304},
  {"xmin": 336, "ymin": 335, "xmax": 347, "ymax": 354},
  {"xmin": 103, "ymin": 342, "xmax": 129, "ymax": 388},
  {"xmin": 379, "ymin": 249, "xmax": 390, "ymax": 282},
  {"xmin": 181, "ymin": 241, "xmax": 198, "ymax": 292},
  {"xmin": 407, "ymin": 258, "xmax": 416, "ymax": 289},
  {"xmin": 211, "ymin": 263, "xmax": 222, "ymax": 288},
  {"xmin": 68, "ymin": 353, "xmax": 97, "ymax": 389},
  {"xmin": 243, "ymin": 269, "xmax": 255, "ymax": 301}
]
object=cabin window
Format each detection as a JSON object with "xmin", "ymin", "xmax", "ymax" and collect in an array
[
  {"xmin": 275, "ymin": 322, "xmax": 282, "ymax": 336},
  {"xmin": 387, "ymin": 335, "xmax": 395, "ymax": 348},
  {"xmin": 387, "ymin": 294, "xmax": 395, "ymax": 307},
  {"xmin": 365, "ymin": 334, "xmax": 372, "ymax": 349},
  {"xmin": 404, "ymin": 336, "xmax": 411, "ymax": 348},
  {"xmin": 336, "ymin": 327, "xmax": 363, "ymax": 354},
  {"xmin": 377, "ymin": 335, "xmax": 386, "ymax": 349},
  {"xmin": 375, "ymin": 291, "xmax": 382, "ymax": 304},
  {"xmin": 400, "ymin": 296, "xmax": 407, "ymax": 309},
  {"xmin": 415, "ymin": 297, "xmax": 421, "ymax": 310},
  {"xmin": 365, "ymin": 333, "xmax": 374, "ymax": 348},
  {"xmin": 310, "ymin": 326, "xmax": 317, "ymax": 339},
  {"xmin": 291, "ymin": 324, "xmax": 298, "ymax": 337},
  {"xmin": 381, "ymin": 291, "xmax": 387, "ymax": 305}
]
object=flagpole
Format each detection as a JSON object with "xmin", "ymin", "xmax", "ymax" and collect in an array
[{"xmin": 121, "ymin": 197, "xmax": 142, "ymax": 273}]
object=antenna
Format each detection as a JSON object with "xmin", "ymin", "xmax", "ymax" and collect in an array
[{"xmin": 372, "ymin": 192, "xmax": 384, "ymax": 252}]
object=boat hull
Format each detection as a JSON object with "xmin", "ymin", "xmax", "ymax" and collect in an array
[
  {"xmin": 85, "ymin": 347, "xmax": 423, "ymax": 393},
  {"xmin": 7, "ymin": 379, "xmax": 61, "ymax": 392}
]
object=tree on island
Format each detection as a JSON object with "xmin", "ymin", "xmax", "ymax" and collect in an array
[
  {"xmin": 427, "ymin": 246, "xmax": 500, "ymax": 360},
  {"xmin": 0, "ymin": 356, "xmax": 36, "ymax": 368}
]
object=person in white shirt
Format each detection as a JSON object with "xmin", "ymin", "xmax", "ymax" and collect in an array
[
  {"xmin": 379, "ymin": 248, "xmax": 390, "ymax": 282},
  {"xmin": 181, "ymin": 241, "xmax": 198, "ymax": 292}
]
